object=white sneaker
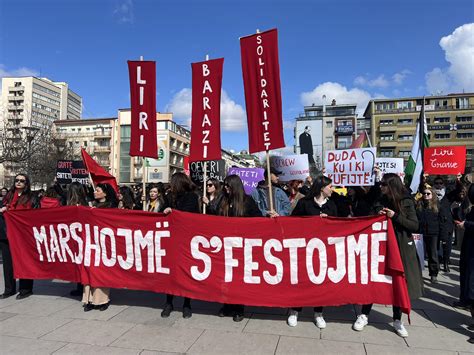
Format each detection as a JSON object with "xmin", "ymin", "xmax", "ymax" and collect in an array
[
  {"xmin": 393, "ymin": 319, "xmax": 408, "ymax": 337},
  {"xmin": 314, "ymin": 313, "xmax": 326, "ymax": 329},
  {"xmin": 287, "ymin": 310, "xmax": 298, "ymax": 327},
  {"xmin": 353, "ymin": 314, "xmax": 368, "ymax": 331}
]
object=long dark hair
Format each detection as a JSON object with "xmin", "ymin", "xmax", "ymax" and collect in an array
[
  {"xmin": 206, "ymin": 178, "xmax": 222, "ymax": 198},
  {"xmin": 5, "ymin": 173, "xmax": 32, "ymax": 207},
  {"xmin": 67, "ymin": 182, "xmax": 88, "ymax": 206},
  {"xmin": 219, "ymin": 174, "xmax": 245, "ymax": 217},
  {"xmin": 95, "ymin": 183, "xmax": 118, "ymax": 208},
  {"xmin": 169, "ymin": 172, "xmax": 195, "ymax": 206},
  {"xmin": 307, "ymin": 175, "xmax": 332, "ymax": 199},
  {"xmin": 381, "ymin": 173, "xmax": 408, "ymax": 213},
  {"xmin": 119, "ymin": 186, "xmax": 135, "ymax": 210}
]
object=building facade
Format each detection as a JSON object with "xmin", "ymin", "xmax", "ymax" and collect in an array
[
  {"xmin": 54, "ymin": 118, "xmax": 116, "ymax": 171},
  {"xmin": 364, "ymin": 93, "xmax": 474, "ymax": 173}
]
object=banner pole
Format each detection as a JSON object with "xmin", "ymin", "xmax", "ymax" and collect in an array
[
  {"xmin": 139, "ymin": 55, "xmax": 147, "ymax": 211},
  {"xmin": 203, "ymin": 161, "xmax": 207, "ymax": 214},
  {"xmin": 88, "ymin": 172, "xmax": 95, "ymax": 190},
  {"xmin": 265, "ymin": 150, "xmax": 274, "ymax": 213}
]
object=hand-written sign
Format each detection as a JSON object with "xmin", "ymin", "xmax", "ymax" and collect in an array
[
  {"xmin": 272, "ymin": 154, "xmax": 310, "ymax": 182},
  {"xmin": 227, "ymin": 167, "xmax": 265, "ymax": 194},
  {"xmin": 190, "ymin": 159, "xmax": 227, "ymax": 185},
  {"xmin": 424, "ymin": 146, "xmax": 466, "ymax": 175},
  {"xmin": 56, "ymin": 160, "xmax": 89, "ymax": 184},
  {"xmin": 325, "ymin": 148, "xmax": 377, "ymax": 186},
  {"xmin": 375, "ymin": 158, "xmax": 405, "ymax": 179}
]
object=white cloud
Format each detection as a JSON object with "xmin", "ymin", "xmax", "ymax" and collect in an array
[
  {"xmin": 113, "ymin": 0, "xmax": 134, "ymax": 24},
  {"xmin": 0, "ymin": 64, "xmax": 39, "ymax": 79},
  {"xmin": 426, "ymin": 23, "xmax": 474, "ymax": 93},
  {"xmin": 392, "ymin": 69, "xmax": 411, "ymax": 85},
  {"xmin": 353, "ymin": 74, "xmax": 388, "ymax": 88},
  {"xmin": 300, "ymin": 82, "xmax": 378, "ymax": 115},
  {"xmin": 165, "ymin": 88, "xmax": 246, "ymax": 131}
]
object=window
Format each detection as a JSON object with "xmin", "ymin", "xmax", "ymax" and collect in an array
[
  {"xmin": 434, "ymin": 133, "xmax": 450, "ymax": 139},
  {"xmin": 380, "ymin": 119, "xmax": 394, "ymax": 125},
  {"xmin": 84, "ymin": 141, "xmax": 88, "ymax": 147},
  {"xmin": 398, "ymin": 118, "xmax": 413, "ymax": 125},
  {"xmin": 457, "ymin": 132, "xmax": 473, "ymax": 139},
  {"xmin": 397, "ymin": 101, "xmax": 413, "ymax": 110},
  {"xmin": 398, "ymin": 134, "xmax": 413, "ymax": 141},
  {"xmin": 434, "ymin": 117, "xmax": 450, "ymax": 123},
  {"xmin": 326, "ymin": 121, "xmax": 333, "ymax": 128},
  {"xmin": 435, "ymin": 99, "xmax": 448, "ymax": 108},
  {"xmin": 380, "ymin": 150, "xmax": 394, "ymax": 157},
  {"xmin": 380, "ymin": 134, "xmax": 394, "ymax": 141},
  {"xmin": 456, "ymin": 97, "xmax": 469, "ymax": 109},
  {"xmin": 399, "ymin": 151, "xmax": 411, "ymax": 157},
  {"xmin": 456, "ymin": 116, "xmax": 472, "ymax": 122}
]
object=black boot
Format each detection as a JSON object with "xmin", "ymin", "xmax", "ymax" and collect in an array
[{"xmin": 444, "ymin": 261, "xmax": 450, "ymax": 272}]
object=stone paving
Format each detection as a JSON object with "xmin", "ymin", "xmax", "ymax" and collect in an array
[{"xmin": 0, "ymin": 250, "xmax": 473, "ymax": 354}]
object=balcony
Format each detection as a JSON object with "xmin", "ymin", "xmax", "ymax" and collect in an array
[
  {"xmin": 379, "ymin": 140, "xmax": 396, "ymax": 148},
  {"xmin": 335, "ymin": 125, "xmax": 354, "ymax": 135},
  {"xmin": 94, "ymin": 146, "xmax": 110, "ymax": 153},
  {"xmin": 9, "ymin": 86, "xmax": 24, "ymax": 92},
  {"xmin": 8, "ymin": 95, "xmax": 24, "ymax": 101},
  {"xmin": 7, "ymin": 115, "xmax": 23, "ymax": 122},
  {"xmin": 8, "ymin": 104, "xmax": 24, "ymax": 111},
  {"xmin": 379, "ymin": 125, "xmax": 396, "ymax": 132}
]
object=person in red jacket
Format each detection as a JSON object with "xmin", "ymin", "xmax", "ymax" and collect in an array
[{"xmin": 0, "ymin": 174, "xmax": 35, "ymax": 299}]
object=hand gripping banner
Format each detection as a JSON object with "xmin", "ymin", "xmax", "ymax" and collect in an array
[
  {"xmin": 128, "ymin": 61, "xmax": 158, "ymax": 158},
  {"xmin": 190, "ymin": 58, "xmax": 224, "ymax": 162},
  {"xmin": 240, "ymin": 29, "xmax": 285, "ymax": 153},
  {"xmin": 5, "ymin": 207, "xmax": 411, "ymax": 314}
]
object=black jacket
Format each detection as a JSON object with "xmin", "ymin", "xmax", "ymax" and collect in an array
[
  {"xmin": 416, "ymin": 205, "xmax": 443, "ymax": 239},
  {"xmin": 164, "ymin": 191, "xmax": 200, "ymax": 213},
  {"xmin": 291, "ymin": 197, "xmax": 338, "ymax": 217}
]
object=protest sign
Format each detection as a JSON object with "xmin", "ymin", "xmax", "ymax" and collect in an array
[
  {"xmin": 412, "ymin": 233, "xmax": 425, "ymax": 271},
  {"xmin": 189, "ymin": 58, "xmax": 224, "ymax": 162},
  {"xmin": 375, "ymin": 158, "xmax": 405, "ymax": 179},
  {"xmin": 228, "ymin": 167, "xmax": 265, "ymax": 194},
  {"xmin": 5, "ymin": 207, "xmax": 411, "ymax": 314},
  {"xmin": 56, "ymin": 160, "xmax": 88, "ymax": 185},
  {"xmin": 190, "ymin": 159, "xmax": 226, "ymax": 185},
  {"xmin": 240, "ymin": 28, "xmax": 285, "ymax": 153},
  {"xmin": 128, "ymin": 61, "xmax": 158, "ymax": 158},
  {"xmin": 272, "ymin": 154, "xmax": 310, "ymax": 182},
  {"xmin": 325, "ymin": 148, "xmax": 377, "ymax": 186},
  {"xmin": 424, "ymin": 146, "xmax": 466, "ymax": 175}
]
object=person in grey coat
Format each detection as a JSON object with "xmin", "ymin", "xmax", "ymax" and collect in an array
[{"xmin": 352, "ymin": 173, "xmax": 423, "ymax": 338}]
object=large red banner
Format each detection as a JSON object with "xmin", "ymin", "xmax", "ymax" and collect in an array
[
  {"xmin": 424, "ymin": 146, "xmax": 466, "ymax": 175},
  {"xmin": 190, "ymin": 58, "xmax": 224, "ymax": 162},
  {"xmin": 4, "ymin": 207, "xmax": 410, "ymax": 314},
  {"xmin": 240, "ymin": 29, "xmax": 285, "ymax": 153},
  {"xmin": 128, "ymin": 61, "xmax": 158, "ymax": 158}
]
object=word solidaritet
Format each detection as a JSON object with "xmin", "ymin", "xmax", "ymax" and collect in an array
[{"xmin": 256, "ymin": 35, "xmax": 272, "ymax": 150}]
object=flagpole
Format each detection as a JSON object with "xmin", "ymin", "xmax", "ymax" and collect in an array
[
  {"xmin": 418, "ymin": 96, "xmax": 426, "ymax": 193},
  {"xmin": 266, "ymin": 150, "xmax": 274, "ymax": 213},
  {"xmin": 364, "ymin": 130, "xmax": 372, "ymax": 148},
  {"xmin": 139, "ymin": 55, "xmax": 147, "ymax": 211}
]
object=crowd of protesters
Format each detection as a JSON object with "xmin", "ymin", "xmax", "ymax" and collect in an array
[{"xmin": 0, "ymin": 168, "xmax": 473, "ymax": 343}]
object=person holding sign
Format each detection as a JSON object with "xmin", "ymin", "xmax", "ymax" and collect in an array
[
  {"xmin": 202, "ymin": 178, "xmax": 223, "ymax": 214},
  {"xmin": 287, "ymin": 176, "xmax": 337, "ymax": 328},
  {"xmin": 251, "ymin": 167, "xmax": 291, "ymax": 217},
  {"xmin": 353, "ymin": 173, "xmax": 422, "ymax": 338},
  {"xmin": 214, "ymin": 174, "xmax": 262, "ymax": 322}
]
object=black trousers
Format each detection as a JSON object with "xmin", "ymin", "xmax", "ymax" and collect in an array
[
  {"xmin": 0, "ymin": 239, "xmax": 33, "ymax": 295},
  {"xmin": 291, "ymin": 306, "xmax": 323, "ymax": 313},
  {"xmin": 222, "ymin": 303, "xmax": 244, "ymax": 316},
  {"xmin": 361, "ymin": 304, "xmax": 402, "ymax": 320},
  {"xmin": 166, "ymin": 294, "xmax": 191, "ymax": 308},
  {"xmin": 424, "ymin": 236, "xmax": 439, "ymax": 276}
]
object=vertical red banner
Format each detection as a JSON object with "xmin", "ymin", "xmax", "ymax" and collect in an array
[
  {"xmin": 190, "ymin": 58, "xmax": 224, "ymax": 162},
  {"xmin": 240, "ymin": 28, "xmax": 285, "ymax": 153},
  {"xmin": 128, "ymin": 61, "xmax": 158, "ymax": 158}
]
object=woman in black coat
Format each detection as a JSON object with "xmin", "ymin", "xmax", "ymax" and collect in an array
[
  {"xmin": 214, "ymin": 174, "xmax": 262, "ymax": 322},
  {"xmin": 162, "ymin": 172, "xmax": 200, "ymax": 319},
  {"xmin": 353, "ymin": 173, "xmax": 422, "ymax": 338},
  {"xmin": 416, "ymin": 186, "xmax": 448, "ymax": 283},
  {"xmin": 288, "ymin": 175, "xmax": 337, "ymax": 329}
]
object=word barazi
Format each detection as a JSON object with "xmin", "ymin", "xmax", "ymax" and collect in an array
[{"xmin": 32, "ymin": 222, "xmax": 393, "ymax": 286}]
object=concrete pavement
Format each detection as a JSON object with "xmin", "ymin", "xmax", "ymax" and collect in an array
[{"xmin": 0, "ymin": 250, "xmax": 473, "ymax": 354}]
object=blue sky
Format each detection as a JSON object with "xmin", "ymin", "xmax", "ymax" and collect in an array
[{"xmin": 1, "ymin": 0, "xmax": 473, "ymax": 153}]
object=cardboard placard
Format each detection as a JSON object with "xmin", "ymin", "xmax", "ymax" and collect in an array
[
  {"xmin": 375, "ymin": 158, "xmax": 405, "ymax": 179},
  {"xmin": 190, "ymin": 159, "xmax": 226, "ymax": 185},
  {"xmin": 424, "ymin": 146, "xmax": 466, "ymax": 175},
  {"xmin": 56, "ymin": 160, "xmax": 89, "ymax": 185},
  {"xmin": 272, "ymin": 154, "xmax": 310, "ymax": 182},
  {"xmin": 227, "ymin": 167, "xmax": 265, "ymax": 195},
  {"xmin": 324, "ymin": 148, "xmax": 377, "ymax": 186}
]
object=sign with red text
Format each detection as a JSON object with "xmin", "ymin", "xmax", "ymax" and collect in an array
[
  {"xmin": 325, "ymin": 148, "xmax": 377, "ymax": 186},
  {"xmin": 5, "ymin": 207, "xmax": 411, "ymax": 314},
  {"xmin": 190, "ymin": 58, "xmax": 224, "ymax": 162},
  {"xmin": 128, "ymin": 61, "xmax": 158, "ymax": 158},
  {"xmin": 56, "ymin": 160, "xmax": 88, "ymax": 185},
  {"xmin": 424, "ymin": 146, "xmax": 466, "ymax": 175},
  {"xmin": 272, "ymin": 154, "xmax": 310, "ymax": 182},
  {"xmin": 240, "ymin": 29, "xmax": 285, "ymax": 153}
]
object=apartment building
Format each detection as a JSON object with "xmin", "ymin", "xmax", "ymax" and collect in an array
[
  {"xmin": 54, "ymin": 117, "xmax": 116, "ymax": 171},
  {"xmin": 364, "ymin": 93, "xmax": 474, "ymax": 173}
]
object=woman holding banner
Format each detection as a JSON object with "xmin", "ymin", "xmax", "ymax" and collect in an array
[
  {"xmin": 215, "ymin": 174, "xmax": 262, "ymax": 322},
  {"xmin": 353, "ymin": 173, "xmax": 422, "ymax": 338},
  {"xmin": 83, "ymin": 183, "xmax": 118, "ymax": 312},
  {"xmin": 202, "ymin": 178, "xmax": 223, "ymax": 214},
  {"xmin": 162, "ymin": 172, "xmax": 200, "ymax": 319},
  {"xmin": 0, "ymin": 174, "xmax": 35, "ymax": 299},
  {"xmin": 288, "ymin": 175, "xmax": 337, "ymax": 329},
  {"xmin": 145, "ymin": 183, "xmax": 165, "ymax": 212}
]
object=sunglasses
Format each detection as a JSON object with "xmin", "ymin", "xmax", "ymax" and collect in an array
[
  {"xmin": 423, "ymin": 192, "xmax": 432, "ymax": 196},
  {"xmin": 15, "ymin": 179, "xmax": 26, "ymax": 183},
  {"xmin": 206, "ymin": 184, "xmax": 214, "ymax": 187}
]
